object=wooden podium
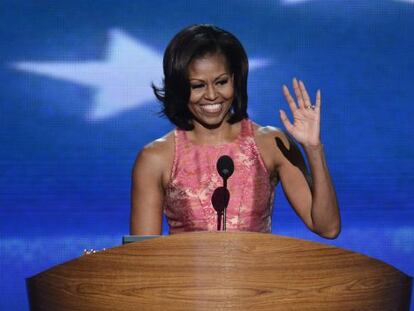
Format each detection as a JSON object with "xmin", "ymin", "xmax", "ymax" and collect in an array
[{"xmin": 27, "ymin": 232, "xmax": 412, "ymax": 310}]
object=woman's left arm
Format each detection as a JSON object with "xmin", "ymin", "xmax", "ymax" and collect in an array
[{"xmin": 278, "ymin": 78, "xmax": 340, "ymax": 239}]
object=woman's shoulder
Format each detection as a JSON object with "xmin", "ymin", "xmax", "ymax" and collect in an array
[
  {"xmin": 247, "ymin": 121, "xmax": 291, "ymax": 173},
  {"xmin": 250, "ymin": 121, "xmax": 290, "ymax": 148},
  {"xmin": 133, "ymin": 130, "xmax": 175, "ymax": 172},
  {"xmin": 143, "ymin": 130, "xmax": 175, "ymax": 154}
]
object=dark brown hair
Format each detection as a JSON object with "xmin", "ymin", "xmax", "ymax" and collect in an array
[{"xmin": 152, "ymin": 24, "xmax": 249, "ymax": 130}]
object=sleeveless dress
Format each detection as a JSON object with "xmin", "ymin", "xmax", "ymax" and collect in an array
[{"xmin": 163, "ymin": 118, "xmax": 277, "ymax": 234}]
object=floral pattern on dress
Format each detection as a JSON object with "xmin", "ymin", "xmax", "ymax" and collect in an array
[{"xmin": 164, "ymin": 119, "xmax": 276, "ymax": 234}]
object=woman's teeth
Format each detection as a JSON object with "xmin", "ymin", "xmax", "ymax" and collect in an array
[{"xmin": 200, "ymin": 103, "xmax": 222, "ymax": 113}]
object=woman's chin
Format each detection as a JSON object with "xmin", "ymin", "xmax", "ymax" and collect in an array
[{"xmin": 193, "ymin": 114, "xmax": 229, "ymax": 130}]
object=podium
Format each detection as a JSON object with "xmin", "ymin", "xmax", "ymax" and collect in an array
[{"xmin": 27, "ymin": 232, "xmax": 412, "ymax": 310}]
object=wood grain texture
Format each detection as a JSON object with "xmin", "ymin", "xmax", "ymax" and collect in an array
[{"xmin": 27, "ymin": 232, "xmax": 412, "ymax": 310}]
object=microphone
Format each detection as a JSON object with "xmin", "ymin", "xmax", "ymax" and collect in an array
[
  {"xmin": 211, "ymin": 187, "xmax": 230, "ymax": 231},
  {"xmin": 212, "ymin": 155, "xmax": 234, "ymax": 231},
  {"xmin": 216, "ymin": 155, "xmax": 234, "ymax": 182}
]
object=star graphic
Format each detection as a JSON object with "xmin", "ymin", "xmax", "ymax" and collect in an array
[{"xmin": 11, "ymin": 28, "xmax": 271, "ymax": 121}]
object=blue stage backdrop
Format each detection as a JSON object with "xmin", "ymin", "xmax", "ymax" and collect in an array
[{"xmin": 0, "ymin": 0, "xmax": 413, "ymax": 309}]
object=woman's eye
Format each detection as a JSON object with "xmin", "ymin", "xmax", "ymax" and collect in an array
[
  {"xmin": 217, "ymin": 79, "xmax": 228, "ymax": 85},
  {"xmin": 191, "ymin": 84, "xmax": 204, "ymax": 89}
]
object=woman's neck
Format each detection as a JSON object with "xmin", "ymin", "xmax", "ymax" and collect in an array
[{"xmin": 189, "ymin": 120, "xmax": 240, "ymax": 145}]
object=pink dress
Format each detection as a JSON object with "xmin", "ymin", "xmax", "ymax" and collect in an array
[{"xmin": 163, "ymin": 118, "xmax": 277, "ymax": 234}]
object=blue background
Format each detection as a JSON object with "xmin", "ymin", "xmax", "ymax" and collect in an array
[{"xmin": 0, "ymin": 0, "xmax": 413, "ymax": 309}]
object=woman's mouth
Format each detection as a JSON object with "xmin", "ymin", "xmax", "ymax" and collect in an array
[{"xmin": 200, "ymin": 103, "xmax": 222, "ymax": 113}]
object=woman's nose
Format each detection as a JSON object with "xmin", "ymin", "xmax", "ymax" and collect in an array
[{"xmin": 204, "ymin": 84, "xmax": 218, "ymax": 100}]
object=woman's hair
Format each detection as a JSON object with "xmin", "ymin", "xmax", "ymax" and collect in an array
[{"xmin": 152, "ymin": 24, "xmax": 249, "ymax": 130}]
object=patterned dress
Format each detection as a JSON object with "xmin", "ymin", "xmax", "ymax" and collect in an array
[{"xmin": 163, "ymin": 118, "xmax": 277, "ymax": 234}]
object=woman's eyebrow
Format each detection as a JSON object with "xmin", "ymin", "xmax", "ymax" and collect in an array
[
  {"xmin": 214, "ymin": 73, "xmax": 229, "ymax": 81},
  {"xmin": 189, "ymin": 73, "xmax": 229, "ymax": 82}
]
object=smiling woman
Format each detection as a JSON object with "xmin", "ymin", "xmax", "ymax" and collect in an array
[
  {"xmin": 152, "ymin": 24, "xmax": 248, "ymax": 131},
  {"xmin": 130, "ymin": 24, "xmax": 340, "ymax": 238},
  {"xmin": 187, "ymin": 54, "xmax": 234, "ymax": 129}
]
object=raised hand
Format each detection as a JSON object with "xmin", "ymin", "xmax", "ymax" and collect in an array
[{"xmin": 279, "ymin": 78, "xmax": 321, "ymax": 147}]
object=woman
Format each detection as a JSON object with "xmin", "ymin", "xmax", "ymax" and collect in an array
[{"xmin": 130, "ymin": 24, "xmax": 340, "ymax": 238}]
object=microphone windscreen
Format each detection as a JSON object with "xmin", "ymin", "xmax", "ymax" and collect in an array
[
  {"xmin": 216, "ymin": 155, "xmax": 234, "ymax": 179},
  {"xmin": 211, "ymin": 187, "xmax": 230, "ymax": 213}
]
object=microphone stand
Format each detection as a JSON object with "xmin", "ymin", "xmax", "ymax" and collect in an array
[
  {"xmin": 212, "ymin": 155, "xmax": 234, "ymax": 232},
  {"xmin": 211, "ymin": 185, "xmax": 229, "ymax": 231},
  {"xmin": 223, "ymin": 178, "xmax": 227, "ymax": 231}
]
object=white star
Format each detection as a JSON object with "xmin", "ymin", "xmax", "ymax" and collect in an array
[
  {"xmin": 11, "ymin": 28, "xmax": 271, "ymax": 121},
  {"xmin": 12, "ymin": 29, "xmax": 161, "ymax": 121}
]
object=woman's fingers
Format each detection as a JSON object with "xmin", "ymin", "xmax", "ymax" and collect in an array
[
  {"xmin": 299, "ymin": 80, "xmax": 312, "ymax": 107},
  {"xmin": 315, "ymin": 89, "xmax": 321, "ymax": 110},
  {"xmin": 283, "ymin": 79, "xmax": 320, "ymax": 115},
  {"xmin": 279, "ymin": 109, "xmax": 294, "ymax": 133},
  {"xmin": 293, "ymin": 78, "xmax": 305, "ymax": 108},
  {"xmin": 283, "ymin": 85, "xmax": 298, "ymax": 112}
]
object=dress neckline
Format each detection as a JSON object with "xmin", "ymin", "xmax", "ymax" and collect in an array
[{"xmin": 179, "ymin": 118, "xmax": 249, "ymax": 148}]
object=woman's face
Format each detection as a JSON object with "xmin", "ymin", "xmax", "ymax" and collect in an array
[{"xmin": 187, "ymin": 53, "xmax": 234, "ymax": 129}]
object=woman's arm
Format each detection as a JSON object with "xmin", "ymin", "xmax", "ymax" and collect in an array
[
  {"xmin": 276, "ymin": 78, "xmax": 340, "ymax": 239},
  {"xmin": 130, "ymin": 141, "xmax": 169, "ymax": 235}
]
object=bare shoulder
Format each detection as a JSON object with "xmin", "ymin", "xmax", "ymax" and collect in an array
[
  {"xmin": 132, "ymin": 131, "xmax": 175, "ymax": 185},
  {"xmin": 251, "ymin": 122, "xmax": 290, "ymax": 149},
  {"xmin": 138, "ymin": 131, "xmax": 174, "ymax": 161},
  {"xmin": 250, "ymin": 122, "xmax": 288, "ymax": 173}
]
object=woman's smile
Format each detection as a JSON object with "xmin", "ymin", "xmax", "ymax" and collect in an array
[
  {"xmin": 187, "ymin": 53, "xmax": 234, "ymax": 128},
  {"xmin": 199, "ymin": 103, "xmax": 223, "ymax": 114}
]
